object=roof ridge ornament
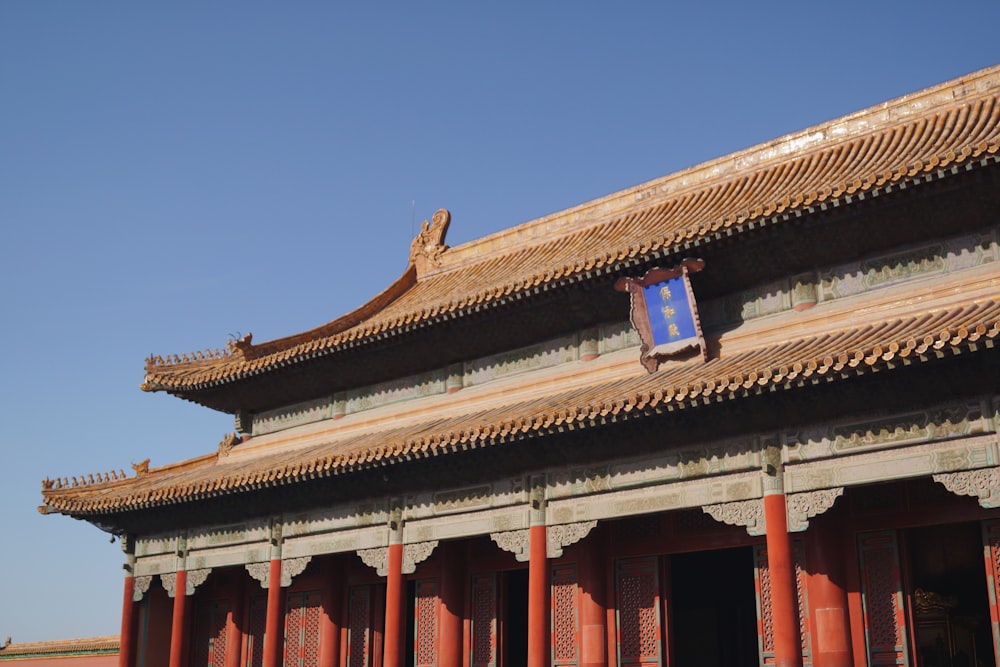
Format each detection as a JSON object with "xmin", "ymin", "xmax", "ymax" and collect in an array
[
  {"xmin": 615, "ymin": 258, "xmax": 707, "ymax": 373},
  {"xmin": 409, "ymin": 209, "xmax": 451, "ymax": 276}
]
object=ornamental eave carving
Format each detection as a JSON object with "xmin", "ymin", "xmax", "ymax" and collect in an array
[
  {"xmin": 702, "ymin": 499, "xmax": 765, "ymax": 536},
  {"xmin": 933, "ymin": 468, "xmax": 1000, "ymax": 508},
  {"xmin": 547, "ymin": 521, "xmax": 598, "ymax": 558},
  {"xmin": 132, "ymin": 575, "xmax": 152, "ymax": 602},
  {"xmin": 490, "ymin": 529, "xmax": 530, "ymax": 562},
  {"xmin": 786, "ymin": 487, "xmax": 844, "ymax": 532}
]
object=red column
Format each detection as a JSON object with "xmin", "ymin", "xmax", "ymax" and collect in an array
[
  {"xmin": 764, "ymin": 491, "xmax": 804, "ymax": 667},
  {"xmin": 263, "ymin": 559, "xmax": 284, "ymax": 667},
  {"xmin": 806, "ymin": 513, "xmax": 852, "ymax": 667},
  {"xmin": 439, "ymin": 542, "xmax": 464, "ymax": 667},
  {"xmin": 225, "ymin": 574, "xmax": 246, "ymax": 667},
  {"xmin": 119, "ymin": 575, "xmax": 138, "ymax": 667},
  {"xmin": 383, "ymin": 543, "xmax": 405, "ymax": 667},
  {"xmin": 168, "ymin": 570, "xmax": 189, "ymax": 667},
  {"xmin": 527, "ymin": 523, "xmax": 549, "ymax": 667},
  {"xmin": 578, "ymin": 527, "xmax": 607, "ymax": 667},
  {"xmin": 319, "ymin": 556, "xmax": 344, "ymax": 667}
]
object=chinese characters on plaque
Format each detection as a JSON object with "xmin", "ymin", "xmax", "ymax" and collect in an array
[{"xmin": 614, "ymin": 259, "xmax": 706, "ymax": 373}]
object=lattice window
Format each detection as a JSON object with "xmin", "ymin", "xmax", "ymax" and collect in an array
[
  {"xmin": 551, "ymin": 564, "xmax": 579, "ymax": 666},
  {"xmin": 415, "ymin": 580, "xmax": 440, "ymax": 667},
  {"xmin": 245, "ymin": 595, "xmax": 267, "ymax": 667},
  {"xmin": 615, "ymin": 557, "xmax": 660, "ymax": 667},
  {"xmin": 347, "ymin": 586, "xmax": 372, "ymax": 667},
  {"xmin": 284, "ymin": 590, "xmax": 322, "ymax": 667},
  {"xmin": 191, "ymin": 598, "xmax": 230, "ymax": 667},
  {"xmin": 470, "ymin": 574, "xmax": 497, "ymax": 667}
]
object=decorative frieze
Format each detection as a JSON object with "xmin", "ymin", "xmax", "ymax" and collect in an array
[
  {"xmin": 786, "ymin": 488, "xmax": 844, "ymax": 532},
  {"xmin": 788, "ymin": 400, "xmax": 989, "ymax": 462},
  {"xmin": 702, "ymin": 499, "xmax": 765, "ymax": 536},
  {"xmin": 933, "ymin": 468, "xmax": 1000, "ymax": 508},
  {"xmin": 132, "ymin": 575, "xmax": 152, "ymax": 602}
]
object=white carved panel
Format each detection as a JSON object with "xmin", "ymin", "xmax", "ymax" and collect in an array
[
  {"xmin": 934, "ymin": 468, "xmax": 1000, "ymax": 508},
  {"xmin": 786, "ymin": 488, "xmax": 844, "ymax": 532},
  {"xmin": 547, "ymin": 521, "xmax": 597, "ymax": 558},
  {"xmin": 702, "ymin": 499, "xmax": 765, "ymax": 536}
]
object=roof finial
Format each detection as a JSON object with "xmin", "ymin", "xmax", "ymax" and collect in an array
[{"xmin": 409, "ymin": 209, "xmax": 451, "ymax": 276}]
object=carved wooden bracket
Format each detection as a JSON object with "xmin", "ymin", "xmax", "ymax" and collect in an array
[
  {"xmin": 246, "ymin": 562, "xmax": 270, "ymax": 589},
  {"xmin": 702, "ymin": 499, "xmax": 765, "ymax": 536},
  {"xmin": 403, "ymin": 541, "xmax": 438, "ymax": 574},
  {"xmin": 490, "ymin": 529, "xmax": 530, "ymax": 562},
  {"xmin": 244, "ymin": 557, "xmax": 312, "ymax": 589},
  {"xmin": 786, "ymin": 488, "xmax": 844, "ymax": 532},
  {"xmin": 355, "ymin": 541, "xmax": 439, "ymax": 576},
  {"xmin": 132, "ymin": 575, "xmax": 153, "ymax": 602},
  {"xmin": 490, "ymin": 522, "xmax": 598, "ymax": 560},
  {"xmin": 933, "ymin": 468, "xmax": 1000, "ymax": 508},
  {"xmin": 161, "ymin": 568, "xmax": 211, "ymax": 598},
  {"xmin": 281, "ymin": 557, "xmax": 311, "ymax": 587},
  {"xmin": 547, "ymin": 521, "xmax": 598, "ymax": 558}
]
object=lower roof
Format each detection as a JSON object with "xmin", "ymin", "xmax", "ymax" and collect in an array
[{"xmin": 41, "ymin": 264, "xmax": 1000, "ymax": 522}]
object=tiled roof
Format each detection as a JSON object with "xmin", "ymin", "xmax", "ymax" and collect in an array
[
  {"xmin": 0, "ymin": 636, "xmax": 118, "ymax": 658},
  {"xmin": 45, "ymin": 287, "xmax": 1000, "ymax": 517},
  {"xmin": 141, "ymin": 66, "xmax": 1000, "ymax": 395}
]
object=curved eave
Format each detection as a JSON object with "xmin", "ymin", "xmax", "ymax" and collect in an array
[{"xmin": 48, "ymin": 297, "xmax": 1000, "ymax": 518}]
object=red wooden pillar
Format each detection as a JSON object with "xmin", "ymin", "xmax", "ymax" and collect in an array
[
  {"xmin": 439, "ymin": 542, "xmax": 464, "ymax": 667},
  {"xmin": 578, "ymin": 527, "xmax": 607, "ymax": 667},
  {"xmin": 528, "ymin": 523, "xmax": 549, "ymax": 667},
  {"xmin": 764, "ymin": 485, "xmax": 803, "ymax": 667},
  {"xmin": 168, "ymin": 569, "xmax": 190, "ymax": 667},
  {"xmin": 383, "ymin": 542, "xmax": 405, "ymax": 667},
  {"xmin": 263, "ymin": 559, "xmax": 284, "ymax": 667},
  {"xmin": 119, "ymin": 574, "xmax": 138, "ymax": 667},
  {"xmin": 225, "ymin": 573, "xmax": 246, "ymax": 667},
  {"xmin": 319, "ymin": 556, "xmax": 345, "ymax": 667},
  {"xmin": 806, "ymin": 514, "xmax": 852, "ymax": 667}
]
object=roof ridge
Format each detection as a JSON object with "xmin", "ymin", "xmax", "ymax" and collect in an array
[{"xmin": 433, "ymin": 64, "xmax": 1000, "ymax": 274}]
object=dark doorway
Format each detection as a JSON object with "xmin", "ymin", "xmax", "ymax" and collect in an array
[
  {"xmin": 907, "ymin": 523, "xmax": 996, "ymax": 667},
  {"xmin": 670, "ymin": 547, "xmax": 759, "ymax": 667},
  {"xmin": 502, "ymin": 569, "xmax": 529, "ymax": 667}
]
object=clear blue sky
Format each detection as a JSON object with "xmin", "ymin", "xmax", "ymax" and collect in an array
[{"xmin": 1, "ymin": 1, "xmax": 997, "ymax": 643}]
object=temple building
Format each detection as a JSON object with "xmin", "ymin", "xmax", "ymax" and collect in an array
[{"xmin": 40, "ymin": 65, "xmax": 1000, "ymax": 667}]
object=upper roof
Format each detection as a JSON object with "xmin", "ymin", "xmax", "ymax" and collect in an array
[{"xmin": 140, "ymin": 65, "xmax": 1000, "ymax": 401}]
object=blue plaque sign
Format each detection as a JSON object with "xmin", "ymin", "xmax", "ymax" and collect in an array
[{"xmin": 614, "ymin": 259, "xmax": 706, "ymax": 373}]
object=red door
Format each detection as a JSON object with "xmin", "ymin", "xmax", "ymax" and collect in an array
[
  {"xmin": 414, "ymin": 579, "xmax": 441, "ymax": 667},
  {"xmin": 616, "ymin": 557, "xmax": 662, "ymax": 667},
  {"xmin": 551, "ymin": 563, "xmax": 580, "ymax": 667},
  {"xmin": 470, "ymin": 573, "xmax": 498, "ymax": 667},
  {"xmin": 857, "ymin": 530, "xmax": 910, "ymax": 666}
]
